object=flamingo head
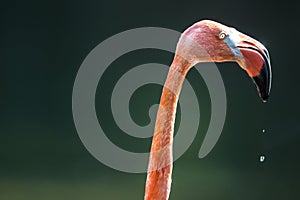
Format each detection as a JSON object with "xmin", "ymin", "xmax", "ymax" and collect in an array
[{"xmin": 177, "ymin": 20, "xmax": 272, "ymax": 102}]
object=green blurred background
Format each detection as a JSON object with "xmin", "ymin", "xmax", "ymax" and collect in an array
[{"xmin": 1, "ymin": 0, "xmax": 299, "ymax": 199}]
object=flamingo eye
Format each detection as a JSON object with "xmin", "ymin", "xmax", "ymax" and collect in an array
[{"xmin": 218, "ymin": 31, "xmax": 227, "ymax": 40}]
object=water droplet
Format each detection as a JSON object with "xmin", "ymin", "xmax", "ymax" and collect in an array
[
  {"xmin": 259, "ymin": 155, "xmax": 266, "ymax": 163},
  {"xmin": 262, "ymin": 129, "xmax": 266, "ymax": 133}
]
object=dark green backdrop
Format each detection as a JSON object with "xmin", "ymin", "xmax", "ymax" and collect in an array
[{"xmin": 1, "ymin": 0, "xmax": 299, "ymax": 199}]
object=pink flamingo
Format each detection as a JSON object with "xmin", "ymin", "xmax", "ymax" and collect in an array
[{"xmin": 144, "ymin": 20, "xmax": 271, "ymax": 200}]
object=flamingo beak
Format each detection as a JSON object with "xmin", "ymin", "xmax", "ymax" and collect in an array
[{"xmin": 235, "ymin": 36, "xmax": 272, "ymax": 102}]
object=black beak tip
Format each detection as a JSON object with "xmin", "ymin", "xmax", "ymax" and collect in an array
[
  {"xmin": 252, "ymin": 62, "xmax": 271, "ymax": 103},
  {"xmin": 260, "ymin": 92, "xmax": 269, "ymax": 103}
]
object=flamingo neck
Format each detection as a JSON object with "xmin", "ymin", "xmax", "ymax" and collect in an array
[{"xmin": 144, "ymin": 56, "xmax": 192, "ymax": 200}]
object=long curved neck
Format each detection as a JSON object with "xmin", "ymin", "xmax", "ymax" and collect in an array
[{"xmin": 144, "ymin": 56, "xmax": 192, "ymax": 200}]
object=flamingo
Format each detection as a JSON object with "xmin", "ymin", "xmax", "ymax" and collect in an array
[{"xmin": 144, "ymin": 20, "xmax": 271, "ymax": 200}]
